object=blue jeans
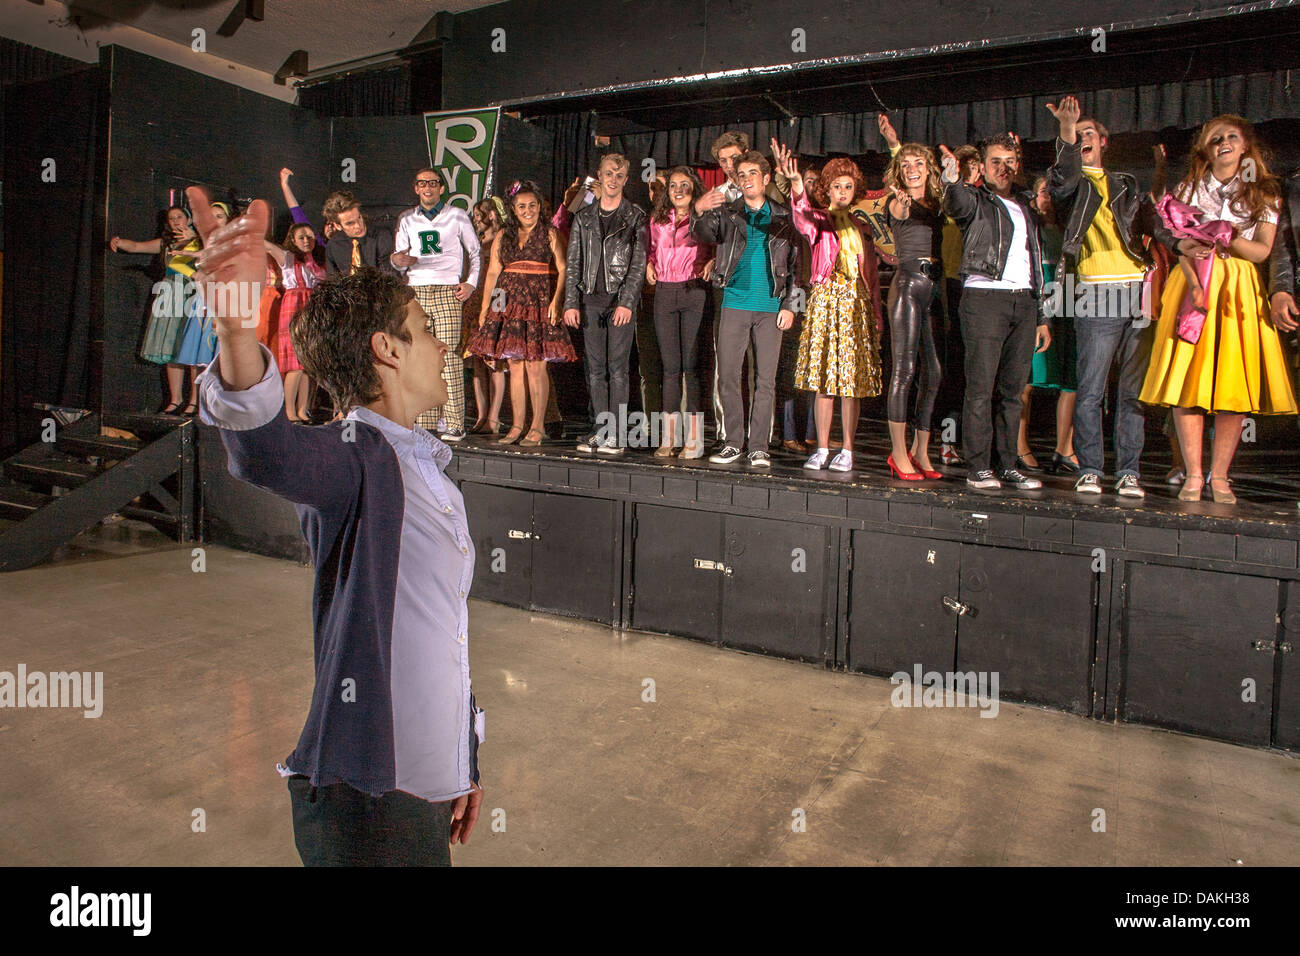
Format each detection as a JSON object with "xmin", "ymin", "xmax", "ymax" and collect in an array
[{"xmin": 1072, "ymin": 282, "xmax": 1152, "ymax": 479}]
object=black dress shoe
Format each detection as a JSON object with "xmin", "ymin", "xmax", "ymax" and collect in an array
[
  {"xmin": 1048, "ymin": 451, "xmax": 1080, "ymax": 475},
  {"xmin": 1015, "ymin": 455, "xmax": 1041, "ymax": 474}
]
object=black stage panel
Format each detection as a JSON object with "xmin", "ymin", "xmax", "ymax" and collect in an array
[{"xmin": 197, "ymin": 422, "xmax": 1300, "ymax": 753}]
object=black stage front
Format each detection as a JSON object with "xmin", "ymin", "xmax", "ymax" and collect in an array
[{"xmin": 198, "ymin": 418, "xmax": 1300, "ymax": 754}]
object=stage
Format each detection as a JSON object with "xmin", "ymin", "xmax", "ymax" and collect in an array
[{"xmin": 199, "ymin": 416, "xmax": 1300, "ymax": 755}]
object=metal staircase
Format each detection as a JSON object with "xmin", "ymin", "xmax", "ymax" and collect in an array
[{"xmin": 0, "ymin": 410, "xmax": 198, "ymax": 572}]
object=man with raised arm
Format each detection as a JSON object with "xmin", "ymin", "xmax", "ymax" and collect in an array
[
  {"xmin": 191, "ymin": 188, "xmax": 483, "ymax": 867},
  {"xmin": 1045, "ymin": 95, "xmax": 1206, "ymax": 500}
]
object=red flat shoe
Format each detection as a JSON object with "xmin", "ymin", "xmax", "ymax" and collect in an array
[
  {"xmin": 909, "ymin": 454, "xmax": 943, "ymax": 480},
  {"xmin": 888, "ymin": 454, "xmax": 925, "ymax": 481}
]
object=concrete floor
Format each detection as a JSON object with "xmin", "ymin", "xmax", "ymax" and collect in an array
[{"xmin": 1, "ymin": 523, "xmax": 1298, "ymax": 866}]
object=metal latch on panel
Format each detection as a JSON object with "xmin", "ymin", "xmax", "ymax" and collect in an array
[
  {"xmin": 942, "ymin": 595, "xmax": 972, "ymax": 616},
  {"xmin": 694, "ymin": 558, "xmax": 733, "ymax": 575},
  {"xmin": 508, "ymin": 529, "xmax": 537, "ymax": 540},
  {"xmin": 963, "ymin": 512, "xmax": 989, "ymax": 531}
]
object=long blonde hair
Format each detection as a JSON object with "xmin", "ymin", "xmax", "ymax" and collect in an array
[{"xmin": 884, "ymin": 143, "xmax": 942, "ymax": 206}]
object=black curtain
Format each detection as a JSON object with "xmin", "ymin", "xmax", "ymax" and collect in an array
[
  {"xmin": 1, "ymin": 69, "xmax": 102, "ymax": 456},
  {"xmin": 610, "ymin": 69, "xmax": 1300, "ymax": 167},
  {"xmin": 535, "ymin": 111, "xmax": 599, "ymax": 209},
  {"xmin": 298, "ymin": 65, "xmax": 411, "ymax": 117}
]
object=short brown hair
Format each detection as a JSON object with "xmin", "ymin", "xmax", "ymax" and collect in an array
[
  {"xmin": 322, "ymin": 190, "xmax": 361, "ymax": 224},
  {"xmin": 1076, "ymin": 116, "xmax": 1109, "ymax": 141},
  {"xmin": 290, "ymin": 268, "xmax": 415, "ymax": 412},
  {"xmin": 733, "ymin": 149, "xmax": 770, "ymax": 179},
  {"xmin": 711, "ymin": 131, "xmax": 750, "ymax": 162}
]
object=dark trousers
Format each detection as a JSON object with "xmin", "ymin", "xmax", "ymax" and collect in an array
[
  {"xmin": 959, "ymin": 288, "xmax": 1039, "ymax": 474},
  {"xmin": 288, "ymin": 776, "xmax": 454, "ymax": 867},
  {"xmin": 1073, "ymin": 281, "xmax": 1152, "ymax": 478},
  {"xmin": 935, "ymin": 277, "xmax": 967, "ymax": 440},
  {"xmin": 581, "ymin": 293, "xmax": 636, "ymax": 429},
  {"xmin": 653, "ymin": 280, "xmax": 707, "ymax": 413},
  {"xmin": 717, "ymin": 307, "xmax": 783, "ymax": 452}
]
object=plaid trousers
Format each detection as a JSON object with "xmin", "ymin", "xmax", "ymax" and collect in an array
[{"xmin": 413, "ymin": 284, "xmax": 466, "ymax": 432}]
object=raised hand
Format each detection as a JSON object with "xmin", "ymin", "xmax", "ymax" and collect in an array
[
  {"xmin": 1046, "ymin": 95, "xmax": 1080, "ymax": 140},
  {"xmin": 877, "ymin": 113, "xmax": 899, "ymax": 149},
  {"xmin": 785, "ymin": 155, "xmax": 804, "ymax": 196},
  {"xmin": 561, "ymin": 176, "xmax": 584, "ymax": 208},
  {"xmin": 695, "ymin": 186, "xmax": 726, "ymax": 214},
  {"xmin": 189, "ymin": 186, "xmax": 268, "ymax": 337},
  {"xmin": 279, "ymin": 167, "xmax": 293, "ymax": 185},
  {"xmin": 938, "ymin": 145, "xmax": 960, "ymax": 184},
  {"xmin": 770, "ymin": 139, "xmax": 793, "ymax": 178}
]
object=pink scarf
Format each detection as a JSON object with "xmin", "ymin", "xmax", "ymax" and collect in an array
[{"xmin": 1153, "ymin": 194, "xmax": 1237, "ymax": 344}]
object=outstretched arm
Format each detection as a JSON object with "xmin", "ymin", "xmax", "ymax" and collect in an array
[{"xmin": 190, "ymin": 187, "xmax": 362, "ymax": 511}]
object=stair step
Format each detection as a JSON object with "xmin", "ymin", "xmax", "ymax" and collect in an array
[
  {"xmin": 0, "ymin": 480, "xmax": 53, "ymax": 520},
  {"xmin": 4, "ymin": 453, "xmax": 103, "ymax": 489},
  {"xmin": 57, "ymin": 432, "xmax": 144, "ymax": 460},
  {"xmin": 101, "ymin": 410, "xmax": 188, "ymax": 438}
]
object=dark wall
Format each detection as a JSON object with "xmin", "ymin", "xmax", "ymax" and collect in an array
[
  {"xmin": 494, "ymin": 114, "xmax": 554, "ymax": 205},
  {"xmin": 329, "ymin": 115, "xmax": 433, "ymax": 228},
  {"xmin": 102, "ymin": 45, "xmax": 331, "ymax": 414},
  {"xmin": 1, "ymin": 69, "xmax": 103, "ymax": 455},
  {"xmin": 442, "ymin": 0, "xmax": 1245, "ymax": 108}
]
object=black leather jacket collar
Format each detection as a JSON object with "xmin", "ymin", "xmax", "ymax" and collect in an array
[
  {"xmin": 941, "ymin": 180, "xmax": 1048, "ymax": 325},
  {"xmin": 562, "ymin": 197, "xmax": 648, "ymax": 312},
  {"xmin": 1046, "ymin": 137, "xmax": 1180, "ymax": 274},
  {"xmin": 688, "ymin": 196, "xmax": 802, "ymax": 313}
]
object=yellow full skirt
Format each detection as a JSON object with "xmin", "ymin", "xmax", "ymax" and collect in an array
[{"xmin": 1140, "ymin": 256, "xmax": 1297, "ymax": 415}]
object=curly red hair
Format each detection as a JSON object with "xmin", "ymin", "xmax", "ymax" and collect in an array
[{"xmin": 810, "ymin": 157, "xmax": 866, "ymax": 207}]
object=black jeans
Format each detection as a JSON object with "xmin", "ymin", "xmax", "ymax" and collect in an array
[
  {"xmin": 887, "ymin": 263, "xmax": 943, "ymax": 429},
  {"xmin": 581, "ymin": 293, "xmax": 636, "ymax": 428},
  {"xmin": 935, "ymin": 277, "xmax": 967, "ymax": 440},
  {"xmin": 653, "ymin": 280, "xmax": 707, "ymax": 413},
  {"xmin": 959, "ymin": 288, "xmax": 1039, "ymax": 474},
  {"xmin": 288, "ymin": 775, "xmax": 454, "ymax": 867}
]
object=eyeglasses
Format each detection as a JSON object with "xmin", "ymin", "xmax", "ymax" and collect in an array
[{"xmin": 415, "ymin": 179, "xmax": 442, "ymax": 188}]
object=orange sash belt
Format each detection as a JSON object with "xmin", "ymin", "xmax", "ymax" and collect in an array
[{"xmin": 503, "ymin": 259, "xmax": 552, "ymax": 276}]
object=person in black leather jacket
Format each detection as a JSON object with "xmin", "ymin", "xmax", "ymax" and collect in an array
[
  {"xmin": 1269, "ymin": 167, "xmax": 1300, "ymax": 338},
  {"xmin": 562, "ymin": 154, "xmax": 648, "ymax": 455},
  {"xmin": 940, "ymin": 133, "xmax": 1052, "ymax": 492},
  {"xmin": 690, "ymin": 150, "xmax": 801, "ymax": 467},
  {"xmin": 1044, "ymin": 95, "xmax": 1207, "ymax": 500}
]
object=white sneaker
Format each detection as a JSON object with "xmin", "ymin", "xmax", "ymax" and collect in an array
[
  {"xmin": 1075, "ymin": 473, "xmax": 1103, "ymax": 495},
  {"xmin": 804, "ymin": 449, "xmax": 830, "ymax": 470},
  {"xmin": 828, "ymin": 449, "xmax": 854, "ymax": 472},
  {"xmin": 1116, "ymin": 474, "xmax": 1145, "ymax": 498},
  {"xmin": 747, "ymin": 450, "xmax": 771, "ymax": 468}
]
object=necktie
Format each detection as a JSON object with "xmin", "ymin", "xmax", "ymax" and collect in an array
[{"xmin": 351, "ymin": 239, "xmax": 361, "ymax": 275}]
